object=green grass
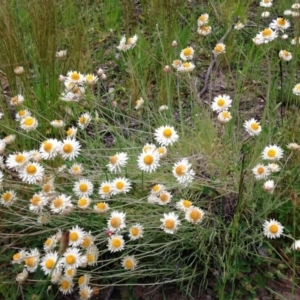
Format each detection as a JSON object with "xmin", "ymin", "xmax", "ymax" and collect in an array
[{"xmin": 0, "ymin": 1, "xmax": 300, "ymax": 299}]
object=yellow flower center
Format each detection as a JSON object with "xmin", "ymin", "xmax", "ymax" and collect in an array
[
  {"xmin": 18, "ymin": 110, "xmax": 26, "ymax": 117},
  {"xmin": 45, "ymin": 238, "xmax": 52, "ymax": 246},
  {"xmin": 66, "ymin": 254, "xmax": 76, "ymax": 264},
  {"xmin": 25, "ymin": 257, "xmax": 36, "ymax": 267},
  {"xmin": 11, "ymin": 96, "xmax": 18, "ymax": 104},
  {"xmin": 198, "ymin": 14, "xmax": 207, "ymax": 22},
  {"xmin": 283, "ymin": 50, "xmax": 289, "ymax": 57},
  {"xmin": 79, "ymin": 116, "xmax": 86, "ymax": 124},
  {"xmin": 277, "ymin": 18, "xmax": 286, "ymax": 26},
  {"xmin": 165, "ymin": 219, "xmax": 175, "ymax": 230},
  {"xmin": 110, "ymin": 216, "xmax": 121, "ymax": 228},
  {"xmin": 190, "ymin": 209, "xmax": 202, "ymax": 221},
  {"xmin": 262, "ymin": 28, "xmax": 272, "ymax": 37},
  {"xmin": 215, "ymin": 44, "xmax": 224, "ymax": 53},
  {"xmin": 63, "ymin": 144, "xmax": 73, "ymax": 154},
  {"xmin": 78, "ymin": 275, "xmax": 86, "ymax": 285},
  {"xmin": 267, "ymin": 149, "xmax": 276, "ymax": 158},
  {"xmin": 163, "ymin": 128, "xmax": 172, "ymax": 138},
  {"xmin": 30, "ymin": 196, "xmax": 41, "ymax": 205},
  {"xmin": 269, "ymin": 224, "xmax": 278, "ymax": 234},
  {"xmin": 152, "ymin": 185, "xmax": 160, "ymax": 192},
  {"xmin": 53, "ymin": 198, "xmax": 63, "ymax": 208},
  {"xmin": 2, "ymin": 192, "xmax": 12, "ymax": 202},
  {"xmin": 112, "ymin": 238, "xmax": 121, "ymax": 248},
  {"xmin": 69, "ymin": 232, "xmax": 79, "ymax": 242},
  {"xmin": 175, "ymin": 165, "xmax": 186, "ymax": 176},
  {"xmin": 217, "ymin": 98, "xmax": 225, "ymax": 107},
  {"xmin": 66, "ymin": 128, "xmax": 73, "ymax": 136},
  {"xmin": 125, "ymin": 259, "xmax": 133, "ymax": 269},
  {"xmin": 66, "ymin": 269, "xmax": 75, "ymax": 277},
  {"xmin": 13, "ymin": 253, "xmax": 21, "ymax": 260},
  {"xmin": 131, "ymin": 227, "xmax": 139, "ymax": 236},
  {"xmin": 183, "ymin": 200, "xmax": 191, "ymax": 208},
  {"xmin": 43, "ymin": 142, "xmax": 53, "ymax": 153},
  {"xmin": 109, "ymin": 155, "xmax": 118, "ymax": 165},
  {"xmin": 70, "ymin": 72, "xmax": 80, "ymax": 81},
  {"xmin": 102, "ymin": 185, "xmax": 111, "ymax": 193},
  {"xmin": 86, "ymin": 75, "xmax": 93, "ymax": 81},
  {"xmin": 297, "ymin": 85, "xmax": 300, "ymax": 92},
  {"xmin": 157, "ymin": 147, "xmax": 165, "ymax": 154},
  {"xmin": 250, "ymin": 123, "xmax": 259, "ymax": 130},
  {"xmin": 79, "ymin": 183, "xmax": 88, "ymax": 192},
  {"xmin": 60, "ymin": 280, "xmax": 70, "ymax": 289},
  {"xmin": 116, "ymin": 181, "xmax": 124, "ymax": 190},
  {"xmin": 26, "ymin": 165, "xmax": 37, "ymax": 175},
  {"xmin": 81, "ymin": 237, "xmax": 91, "ymax": 248},
  {"xmin": 183, "ymin": 62, "xmax": 191, "ymax": 68},
  {"xmin": 160, "ymin": 193, "xmax": 168, "ymax": 202},
  {"xmin": 16, "ymin": 154, "xmax": 25, "ymax": 164},
  {"xmin": 79, "ymin": 290, "xmax": 89, "ymax": 299},
  {"xmin": 183, "ymin": 48, "xmax": 192, "ymax": 56},
  {"xmin": 78, "ymin": 198, "xmax": 88, "ymax": 207},
  {"xmin": 43, "ymin": 184, "xmax": 51, "ymax": 193},
  {"xmin": 97, "ymin": 202, "xmax": 106, "ymax": 210},
  {"xmin": 143, "ymin": 154, "xmax": 154, "ymax": 165},
  {"xmin": 45, "ymin": 259, "xmax": 55, "ymax": 269},
  {"xmin": 24, "ymin": 117, "xmax": 34, "ymax": 126},
  {"xmin": 257, "ymin": 167, "xmax": 265, "ymax": 174},
  {"xmin": 87, "ymin": 253, "xmax": 95, "ymax": 263}
]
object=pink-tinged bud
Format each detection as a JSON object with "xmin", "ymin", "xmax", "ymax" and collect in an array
[
  {"xmin": 164, "ymin": 65, "xmax": 171, "ymax": 73},
  {"xmin": 97, "ymin": 68, "xmax": 104, "ymax": 75},
  {"xmin": 14, "ymin": 66, "xmax": 24, "ymax": 75},
  {"xmin": 172, "ymin": 40, "xmax": 178, "ymax": 47},
  {"xmin": 101, "ymin": 73, "xmax": 107, "ymax": 80},
  {"xmin": 106, "ymin": 229, "xmax": 114, "ymax": 237},
  {"xmin": 58, "ymin": 75, "xmax": 66, "ymax": 82},
  {"xmin": 111, "ymin": 101, "xmax": 117, "ymax": 107}
]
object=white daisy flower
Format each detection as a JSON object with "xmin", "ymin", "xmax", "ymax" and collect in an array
[
  {"xmin": 15, "ymin": 109, "xmax": 31, "ymax": 121},
  {"xmin": 172, "ymin": 158, "xmax": 195, "ymax": 186},
  {"xmin": 50, "ymin": 119, "xmax": 65, "ymax": 128},
  {"xmin": 234, "ymin": 21, "xmax": 245, "ymax": 30},
  {"xmin": 80, "ymin": 231, "xmax": 95, "ymax": 249},
  {"xmin": 60, "ymin": 138, "xmax": 81, "ymax": 160},
  {"xmin": 128, "ymin": 223, "xmax": 144, "ymax": 240},
  {"xmin": 19, "ymin": 162, "xmax": 45, "ymax": 184},
  {"xmin": 20, "ymin": 116, "xmax": 38, "ymax": 131},
  {"xmin": 213, "ymin": 43, "xmax": 226, "ymax": 56},
  {"xmin": 10, "ymin": 94, "xmax": 24, "ymax": 106},
  {"xmin": 16, "ymin": 269, "xmax": 28, "ymax": 284},
  {"xmin": 84, "ymin": 73, "xmax": 98, "ymax": 85},
  {"xmin": 12, "ymin": 249, "xmax": 26, "ymax": 264},
  {"xmin": 172, "ymin": 59, "xmax": 182, "ymax": 69},
  {"xmin": 243, "ymin": 118, "xmax": 262, "ymax": 136},
  {"xmin": 253, "ymin": 28, "xmax": 277, "ymax": 45},
  {"xmin": 93, "ymin": 202, "xmax": 110, "ymax": 213},
  {"xmin": 154, "ymin": 125, "xmax": 179, "ymax": 146},
  {"xmin": 263, "ymin": 219, "xmax": 284, "ymax": 239},
  {"xmin": 279, "ymin": 50, "xmax": 292, "ymax": 61},
  {"xmin": 147, "ymin": 194, "xmax": 159, "ymax": 204},
  {"xmin": 85, "ymin": 245, "xmax": 99, "ymax": 266},
  {"xmin": 217, "ymin": 111, "xmax": 232, "ymax": 124},
  {"xmin": 59, "ymin": 276, "xmax": 74, "ymax": 295},
  {"xmin": 176, "ymin": 199, "xmax": 193, "ymax": 212},
  {"xmin": 3, "ymin": 134, "xmax": 16, "ymax": 144},
  {"xmin": 98, "ymin": 181, "xmax": 113, "ymax": 199},
  {"xmin": 293, "ymin": 83, "xmax": 300, "ymax": 95},
  {"xmin": 73, "ymin": 178, "xmax": 94, "ymax": 197},
  {"xmin": 157, "ymin": 190, "xmax": 172, "ymax": 205},
  {"xmin": 66, "ymin": 126, "xmax": 78, "ymax": 138},
  {"xmin": 137, "ymin": 150, "xmax": 160, "ymax": 173},
  {"xmin": 185, "ymin": 207, "xmax": 205, "ymax": 224},
  {"xmin": 111, "ymin": 177, "xmax": 132, "ymax": 195},
  {"xmin": 61, "ymin": 247, "xmax": 87, "ymax": 269},
  {"xmin": 64, "ymin": 267, "xmax": 77, "ymax": 278},
  {"xmin": 262, "ymin": 145, "xmax": 284, "ymax": 160},
  {"xmin": 267, "ymin": 163, "xmax": 280, "ymax": 173},
  {"xmin": 107, "ymin": 152, "xmax": 128, "ymax": 173},
  {"xmin": 252, "ymin": 164, "xmax": 270, "ymax": 180},
  {"xmin": 24, "ymin": 248, "xmax": 40, "ymax": 273},
  {"xmin": 0, "ymin": 190, "xmax": 17, "ymax": 207},
  {"xmin": 44, "ymin": 235, "xmax": 58, "ymax": 252},
  {"xmin": 211, "ymin": 94, "xmax": 232, "ymax": 112},
  {"xmin": 270, "ymin": 18, "xmax": 290, "ymax": 32},
  {"xmin": 197, "ymin": 25, "xmax": 212, "ymax": 36},
  {"xmin": 79, "ymin": 285, "xmax": 93, "ymax": 300},
  {"xmin": 287, "ymin": 142, "xmax": 300, "ymax": 150},
  {"xmin": 180, "ymin": 47, "xmax": 194, "ymax": 61},
  {"xmin": 160, "ymin": 212, "xmax": 181, "ymax": 234},
  {"xmin": 78, "ymin": 274, "xmax": 91, "ymax": 287},
  {"xmin": 78, "ymin": 112, "xmax": 92, "ymax": 130},
  {"xmin": 150, "ymin": 184, "xmax": 166, "ymax": 195},
  {"xmin": 121, "ymin": 255, "xmax": 138, "ymax": 270},
  {"xmin": 6, "ymin": 151, "xmax": 31, "ymax": 170},
  {"xmin": 77, "ymin": 197, "xmax": 91, "ymax": 209},
  {"xmin": 260, "ymin": 0, "xmax": 272, "ymax": 7},
  {"xmin": 40, "ymin": 138, "xmax": 61, "ymax": 160},
  {"xmin": 108, "ymin": 211, "xmax": 126, "ymax": 232},
  {"xmin": 69, "ymin": 163, "xmax": 83, "ymax": 176},
  {"xmin": 135, "ymin": 98, "xmax": 144, "ymax": 110},
  {"xmin": 177, "ymin": 62, "xmax": 195, "ymax": 73},
  {"xmin": 40, "ymin": 251, "xmax": 60, "ymax": 275},
  {"xmin": 50, "ymin": 194, "xmax": 73, "ymax": 214},
  {"xmin": 66, "ymin": 70, "xmax": 84, "ymax": 84},
  {"xmin": 263, "ymin": 180, "xmax": 275, "ymax": 193},
  {"xmin": 142, "ymin": 143, "xmax": 157, "ymax": 153},
  {"xmin": 29, "ymin": 193, "xmax": 48, "ymax": 213},
  {"xmin": 107, "ymin": 234, "xmax": 125, "ymax": 252},
  {"xmin": 156, "ymin": 146, "xmax": 167, "ymax": 158},
  {"xmin": 197, "ymin": 13, "xmax": 209, "ymax": 26},
  {"xmin": 292, "ymin": 3, "xmax": 300, "ymax": 9},
  {"xmin": 68, "ymin": 225, "xmax": 86, "ymax": 247}
]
